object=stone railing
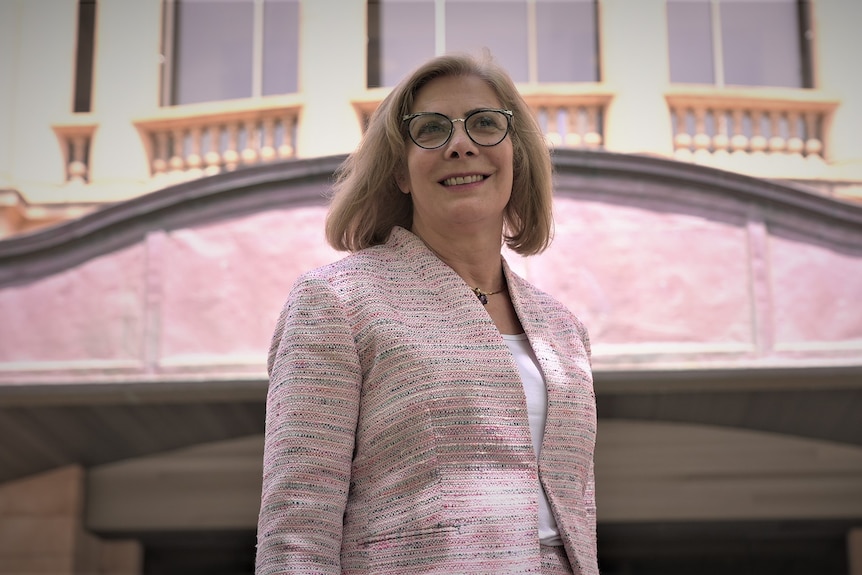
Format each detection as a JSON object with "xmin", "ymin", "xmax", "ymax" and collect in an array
[
  {"xmin": 519, "ymin": 85, "xmax": 613, "ymax": 149},
  {"xmin": 353, "ymin": 85, "xmax": 613, "ymax": 150},
  {"xmin": 52, "ymin": 119, "xmax": 98, "ymax": 184},
  {"xmin": 134, "ymin": 95, "xmax": 303, "ymax": 181},
  {"xmin": 666, "ymin": 87, "xmax": 839, "ymax": 168}
]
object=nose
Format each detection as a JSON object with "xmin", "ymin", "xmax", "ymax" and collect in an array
[{"xmin": 445, "ymin": 119, "xmax": 477, "ymax": 157}]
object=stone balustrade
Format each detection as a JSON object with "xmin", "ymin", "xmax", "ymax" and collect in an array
[
  {"xmin": 519, "ymin": 87, "xmax": 613, "ymax": 149},
  {"xmin": 666, "ymin": 87, "xmax": 839, "ymax": 168},
  {"xmin": 133, "ymin": 96, "xmax": 303, "ymax": 181},
  {"xmin": 48, "ymin": 87, "xmax": 845, "ymax": 194},
  {"xmin": 52, "ymin": 120, "xmax": 98, "ymax": 184}
]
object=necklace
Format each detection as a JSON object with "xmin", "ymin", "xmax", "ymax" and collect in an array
[
  {"xmin": 412, "ymin": 230, "xmax": 505, "ymax": 306},
  {"xmin": 471, "ymin": 286, "xmax": 505, "ymax": 305}
]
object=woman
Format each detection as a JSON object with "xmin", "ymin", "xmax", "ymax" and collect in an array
[{"xmin": 256, "ymin": 53, "xmax": 598, "ymax": 575}]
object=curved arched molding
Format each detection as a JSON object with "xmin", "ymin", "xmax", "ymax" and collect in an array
[
  {"xmin": 551, "ymin": 149, "xmax": 862, "ymax": 254},
  {"xmin": 0, "ymin": 155, "xmax": 346, "ymax": 287},
  {"xmin": 2, "ymin": 150, "xmax": 861, "ymax": 288}
]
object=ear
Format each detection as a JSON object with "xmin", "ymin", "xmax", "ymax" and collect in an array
[{"xmin": 395, "ymin": 171, "xmax": 410, "ymax": 195}]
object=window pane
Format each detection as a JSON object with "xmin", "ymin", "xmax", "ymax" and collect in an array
[
  {"xmin": 667, "ymin": 0, "xmax": 714, "ymax": 84},
  {"xmin": 263, "ymin": 0, "xmax": 300, "ymax": 95},
  {"xmin": 74, "ymin": 0, "xmax": 96, "ymax": 112},
  {"xmin": 446, "ymin": 1, "xmax": 529, "ymax": 83},
  {"xmin": 173, "ymin": 0, "xmax": 254, "ymax": 105},
  {"xmin": 536, "ymin": 0, "xmax": 598, "ymax": 82},
  {"xmin": 370, "ymin": 0, "xmax": 435, "ymax": 88},
  {"xmin": 720, "ymin": 0, "xmax": 802, "ymax": 88}
]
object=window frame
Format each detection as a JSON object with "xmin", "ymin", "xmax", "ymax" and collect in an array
[
  {"xmin": 367, "ymin": 0, "xmax": 600, "ymax": 88},
  {"xmin": 159, "ymin": 0, "xmax": 298, "ymax": 107},
  {"xmin": 667, "ymin": 0, "xmax": 814, "ymax": 89}
]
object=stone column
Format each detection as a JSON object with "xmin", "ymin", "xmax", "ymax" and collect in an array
[
  {"xmin": 812, "ymin": 0, "xmax": 862, "ymax": 173},
  {"xmin": 296, "ymin": 0, "xmax": 367, "ymax": 158},
  {"xmin": 87, "ymin": 0, "xmax": 163, "ymax": 196},
  {"xmin": 0, "ymin": 0, "xmax": 78, "ymax": 198},
  {"xmin": 599, "ymin": 0, "xmax": 674, "ymax": 156}
]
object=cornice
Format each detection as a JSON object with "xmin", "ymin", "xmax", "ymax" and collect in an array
[
  {"xmin": 0, "ymin": 155, "xmax": 346, "ymax": 286},
  {"xmin": 2, "ymin": 150, "xmax": 861, "ymax": 287}
]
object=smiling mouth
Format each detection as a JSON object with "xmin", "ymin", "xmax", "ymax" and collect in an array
[{"xmin": 441, "ymin": 174, "xmax": 487, "ymax": 187}]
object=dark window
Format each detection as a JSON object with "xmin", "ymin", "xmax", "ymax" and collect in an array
[
  {"xmin": 73, "ymin": 0, "xmax": 97, "ymax": 112},
  {"xmin": 446, "ymin": 1, "xmax": 528, "ymax": 81},
  {"xmin": 367, "ymin": 0, "xmax": 599, "ymax": 88},
  {"xmin": 667, "ymin": 0, "xmax": 812, "ymax": 88},
  {"xmin": 536, "ymin": 0, "xmax": 599, "ymax": 84},
  {"xmin": 262, "ymin": 0, "xmax": 300, "ymax": 96},
  {"xmin": 368, "ymin": 0, "xmax": 435, "ymax": 88},
  {"xmin": 165, "ymin": 0, "xmax": 299, "ymax": 106}
]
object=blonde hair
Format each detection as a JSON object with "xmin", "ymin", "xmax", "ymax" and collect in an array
[{"xmin": 325, "ymin": 52, "xmax": 554, "ymax": 255}]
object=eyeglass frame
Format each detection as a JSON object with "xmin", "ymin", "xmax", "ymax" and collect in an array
[{"xmin": 401, "ymin": 108, "xmax": 514, "ymax": 150}]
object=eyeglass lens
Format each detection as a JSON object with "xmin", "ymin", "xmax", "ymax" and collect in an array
[{"xmin": 408, "ymin": 110, "xmax": 510, "ymax": 149}]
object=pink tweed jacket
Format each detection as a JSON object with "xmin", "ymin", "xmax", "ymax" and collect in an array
[{"xmin": 257, "ymin": 227, "xmax": 598, "ymax": 575}]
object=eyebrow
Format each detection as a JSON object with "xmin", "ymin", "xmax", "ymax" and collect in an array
[{"xmin": 415, "ymin": 107, "xmax": 501, "ymax": 118}]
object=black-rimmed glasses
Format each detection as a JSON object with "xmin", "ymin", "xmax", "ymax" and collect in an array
[{"xmin": 402, "ymin": 108, "xmax": 513, "ymax": 150}]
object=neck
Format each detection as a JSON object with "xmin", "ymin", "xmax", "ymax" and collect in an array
[{"xmin": 410, "ymin": 225, "xmax": 505, "ymax": 293}]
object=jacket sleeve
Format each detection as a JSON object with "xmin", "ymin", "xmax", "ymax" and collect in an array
[{"xmin": 256, "ymin": 275, "xmax": 362, "ymax": 575}]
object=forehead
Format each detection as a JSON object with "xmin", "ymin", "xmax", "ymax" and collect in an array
[{"xmin": 410, "ymin": 74, "xmax": 503, "ymax": 114}]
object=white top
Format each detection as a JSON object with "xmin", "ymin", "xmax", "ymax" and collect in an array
[{"xmin": 502, "ymin": 333, "xmax": 563, "ymax": 546}]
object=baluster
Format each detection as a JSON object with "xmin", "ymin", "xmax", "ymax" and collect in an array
[
  {"xmin": 729, "ymin": 109, "xmax": 748, "ymax": 156},
  {"xmin": 186, "ymin": 126, "xmax": 204, "ymax": 175},
  {"xmin": 241, "ymin": 119, "xmax": 259, "ymax": 165},
  {"xmin": 152, "ymin": 132, "xmax": 169, "ymax": 176},
  {"xmin": 260, "ymin": 117, "xmax": 277, "ymax": 161},
  {"xmin": 544, "ymin": 106, "xmax": 562, "ymax": 147},
  {"xmin": 693, "ymin": 107, "xmax": 711, "ymax": 160},
  {"xmin": 583, "ymin": 106, "xmax": 602, "ymax": 148},
  {"xmin": 223, "ymin": 123, "xmax": 240, "ymax": 170},
  {"xmin": 749, "ymin": 110, "xmax": 767, "ymax": 154},
  {"xmin": 67, "ymin": 135, "xmax": 88, "ymax": 183},
  {"xmin": 168, "ymin": 128, "xmax": 185, "ymax": 173},
  {"xmin": 712, "ymin": 110, "xmax": 730, "ymax": 156},
  {"xmin": 673, "ymin": 107, "xmax": 692, "ymax": 160},
  {"xmin": 564, "ymin": 106, "xmax": 582, "ymax": 147},
  {"xmin": 786, "ymin": 111, "xmax": 804, "ymax": 157},
  {"xmin": 803, "ymin": 112, "xmax": 823, "ymax": 158},
  {"xmin": 278, "ymin": 115, "xmax": 295, "ymax": 158},
  {"xmin": 204, "ymin": 125, "xmax": 222, "ymax": 175},
  {"xmin": 768, "ymin": 110, "xmax": 786, "ymax": 154}
]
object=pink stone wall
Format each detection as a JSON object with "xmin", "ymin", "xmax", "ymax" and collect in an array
[
  {"xmin": 0, "ymin": 244, "xmax": 148, "ymax": 365},
  {"xmin": 531, "ymin": 198, "xmax": 753, "ymax": 347},
  {"xmin": 0, "ymin": 206, "xmax": 339, "ymax": 383},
  {"xmin": 1, "ymin": 190, "xmax": 861, "ymax": 384}
]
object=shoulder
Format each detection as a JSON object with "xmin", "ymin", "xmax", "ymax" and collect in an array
[{"xmin": 291, "ymin": 227, "xmax": 420, "ymax": 299}]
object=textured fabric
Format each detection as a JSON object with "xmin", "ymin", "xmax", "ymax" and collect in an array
[
  {"xmin": 541, "ymin": 545, "xmax": 574, "ymax": 575},
  {"xmin": 256, "ymin": 226, "xmax": 598, "ymax": 575}
]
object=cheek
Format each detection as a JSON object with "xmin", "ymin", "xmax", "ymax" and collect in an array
[{"xmin": 500, "ymin": 147, "xmax": 515, "ymax": 182}]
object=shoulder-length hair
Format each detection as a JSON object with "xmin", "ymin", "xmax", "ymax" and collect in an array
[{"xmin": 325, "ymin": 52, "xmax": 554, "ymax": 255}]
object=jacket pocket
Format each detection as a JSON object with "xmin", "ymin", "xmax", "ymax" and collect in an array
[{"xmin": 357, "ymin": 524, "xmax": 460, "ymax": 547}]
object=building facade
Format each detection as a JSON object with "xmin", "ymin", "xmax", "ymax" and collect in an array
[{"xmin": 1, "ymin": 1, "xmax": 861, "ymax": 573}]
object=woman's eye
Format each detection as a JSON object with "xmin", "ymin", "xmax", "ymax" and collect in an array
[
  {"xmin": 417, "ymin": 121, "xmax": 447, "ymax": 135},
  {"xmin": 470, "ymin": 113, "xmax": 503, "ymax": 131}
]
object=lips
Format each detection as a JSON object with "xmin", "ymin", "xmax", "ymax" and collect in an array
[{"xmin": 440, "ymin": 174, "xmax": 486, "ymax": 187}]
